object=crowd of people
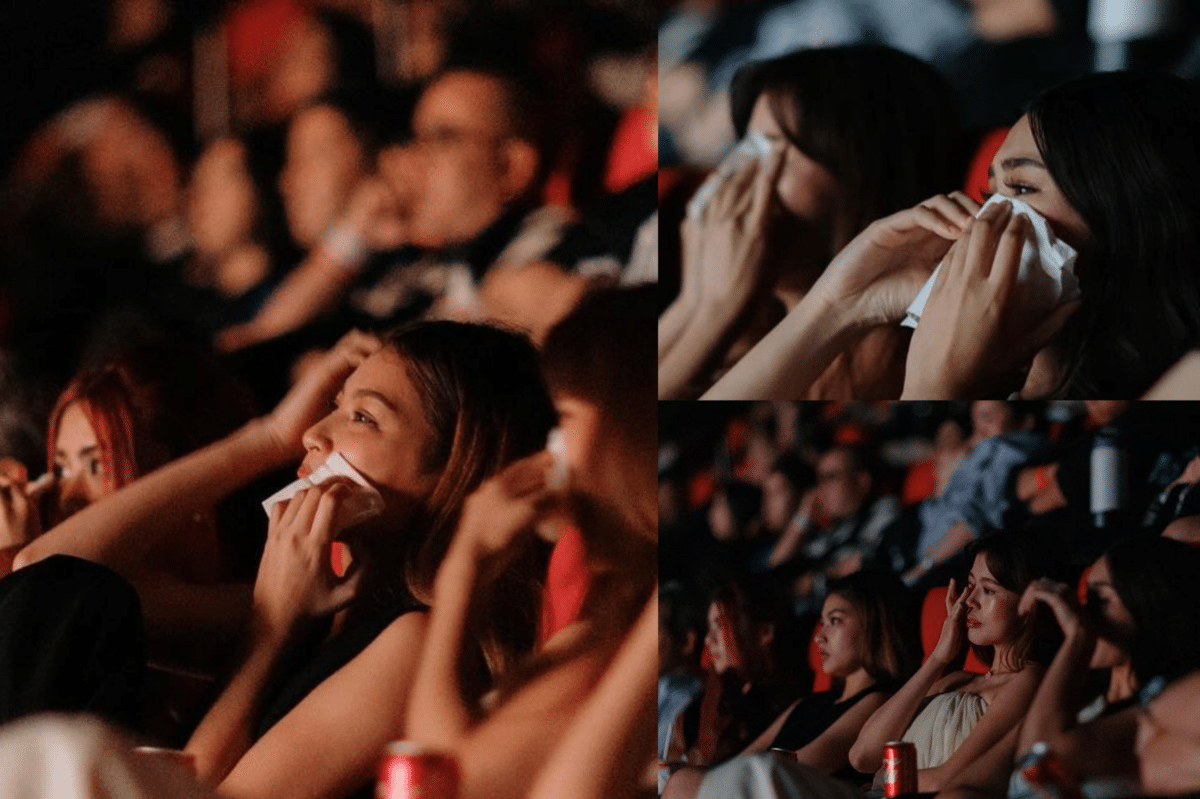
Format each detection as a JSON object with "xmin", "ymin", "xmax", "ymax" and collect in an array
[
  {"xmin": 0, "ymin": 1, "xmax": 657, "ymax": 798},
  {"xmin": 658, "ymin": 0, "xmax": 1200, "ymax": 399},
  {"xmin": 660, "ymin": 400, "xmax": 1200, "ymax": 797}
]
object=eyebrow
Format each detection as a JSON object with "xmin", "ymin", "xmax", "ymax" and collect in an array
[
  {"xmin": 55, "ymin": 446, "xmax": 99, "ymax": 459},
  {"xmin": 350, "ymin": 388, "xmax": 398, "ymax": 413}
]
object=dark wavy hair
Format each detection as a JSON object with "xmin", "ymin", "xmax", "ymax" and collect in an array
[
  {"xmin": 1102, "ymin": 535, "xmax": 1200, "ymax": 684},
  {"xmin": 826, "ymin": 570, "xmax": 922, "ymax": 686},
  {"xmin": 1027, "ymin": 72, "xmax": 1200, "ymax": 397},
  {"xmin": 730, "ymin": 44, "xmax": 962, "ymax": 254}
]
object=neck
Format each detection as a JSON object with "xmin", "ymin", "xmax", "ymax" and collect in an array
[
  {"xmin": 989, "ymin": 642, "xmax": 1023, "ymax": 675},
  {"xmin": 840, "ymin": 668, "xmax": 874, "ymax": 701},
  {"xmin": 1107, "ymin": 661, "xmax": 1138, "ymax": 703}
]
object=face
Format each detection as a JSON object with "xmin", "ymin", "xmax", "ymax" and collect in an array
[
  {"xmin": 377, "ymin": 143, "xmax": 422, "ymax": 222},
  {"xmin": 969, "ymin": 401, "xmax": 1014, "ymax": 447},
  {"xmin": 54, "ymin": 403, "xmax": 109, "ymax": 519},
  {"xmin": 814, "ymin": 593, "xmax": 867, "ymax": 679},
  {"xmin": 815, "ymin": 449, "xmax": 866, "ymax": 522},
  {"xmin": 1137, "ymin": 674, "xmax": 1200, "ymax": 794},
  {"xmin": 1086, "ymin": 556, "xmax": 1135, "ymax": 670},
  {"xmin": 279, "ymin": 105, "xmax": 367, "ymax": 247},
  {"xmin": 262, "ymin": 16, "xmax": 335, "ymax": 121},
  {"xmin": 407, "ymin": 73, "xmax": 522, "ymax": 247},
  {"xmin": 987, "ymin": 115, "xmax": 1090, "ymax": 252},
  {"xmin": 963, "ymin": 552, "xmax": 1022, "ymax": 647},
  {"xmin": 746, "ymin": 95, "xmax": 841, "ymax": 225},
  {"xmin": 762, "ymin": 471, "xmax": 798, "ymax": 532},
  {"xmin": 189, "ymin": 137, "xmax": 257, "ymax": 256},
  {"xmin": 82, "ymin": 102, "xmax": 182, "ymax": 229},
  {"xmin": 705, "ymin": 601, "xmax": 744, "ymax": 674},
  {"xmin": 299, "ymin": 350, "xmax": 439, "ymax": 534}
]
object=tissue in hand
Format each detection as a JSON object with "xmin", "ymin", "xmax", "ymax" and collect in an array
[
  {"xmin": 900, "ymin": 195, "xmax": 1080, "ymax": 330},
  {"xmin": 261, "ymin": 452, "xmax": 385, "ymax": 530},
  {"xmin": 686, "ymin": 132, "xmax": 774, "ymax": 221}
]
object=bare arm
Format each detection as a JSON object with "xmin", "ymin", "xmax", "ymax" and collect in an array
[
  {"xmin": 525, "ymin": 595, "xmax": 657, "ymax": 799},
  {"xmin": 935, "ymin": 724, "xmax": 1021, "ymax": 799}
]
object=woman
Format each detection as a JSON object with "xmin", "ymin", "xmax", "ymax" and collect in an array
[
  {"xmin": 664, "ymin": 577, "xmax": 807, "ymax": 772},
  {"xmin": 940, "ymin": 535, "xmax": 1200, "ymax": 798},
  {"xmin": 706, "ymin": 71, "xmax": 1200, "ymax": 400},
  {"xmin": 662, "ymin": 570, "xmax": 922, "ymax": 799},
  {"xmin": 658, "ymin": 44, "xmax": 961, "ymax": 400},
  {"xmin": 845, "ymin": 533, "xmax": 1058, "ymax": 792},
  {"xmin": 15, "ymin": 322, "xmax": 556, "ymax": 799},
  {"xmin": 404, "ymin": 285, "xmax": 658, "ymax": 799}
]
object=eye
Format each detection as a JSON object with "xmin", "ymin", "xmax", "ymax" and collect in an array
[
  {"xmin": 52, "ymin": 463, "xmax": 66, "ymax": 479},
  {"xmin": 1005, "ymin": 181, "xmax": 1035, "ymax": 196},
  {"xmin": 87, "ymin": 458, "xmax": 104, "ymax": 477},
  {"xmin": 351, "ymin": 410, "xmax": 377, "ymax": 428},
  {"xmin": 983, "ymin": 587, "xmax": 995, "ymax": 596},
  {"xmin": 980, "ymin": 189, "xmax": 994, "ymax": 201}
]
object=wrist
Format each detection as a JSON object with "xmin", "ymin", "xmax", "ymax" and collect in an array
[{"xmin": 242, "ymin": 418, "xmax": 299, "ymax": 471}]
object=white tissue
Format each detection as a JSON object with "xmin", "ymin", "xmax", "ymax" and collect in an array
[
  {"xmin": 261, "ymin": 452, "xmax": 384, "ymax": 530},
  {"xmin": 901, "ymin": 195, "xmax": 1079, "ymax": 330},
  {"xmin": 686, "ymin": 132, "xmax": 774, "ymax": 221}
]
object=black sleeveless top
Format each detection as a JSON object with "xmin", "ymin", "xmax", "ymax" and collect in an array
[{"xmin": 770, "ymin": 682, "xmax": 892, "ymax": 784}]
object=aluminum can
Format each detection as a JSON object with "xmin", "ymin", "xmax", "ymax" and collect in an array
[
  {"xmin": 882, "ymin": 741, "xmax": 917, "ymax": 797},
  {"xmin": 377, "ymin": 741, "xmax": 459, "ymax": 799},
  {"xmin": 1019, "ymin": 742, "xmax": 1085, "ymax": 799}
]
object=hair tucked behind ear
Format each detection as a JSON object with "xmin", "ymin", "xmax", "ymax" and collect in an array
[
  {"xmin": 827, "ymin": 570, "xmax": 922, "ymax": 685},
  {"xmin": 1028, "ymin": 72, "xmax": 1200, "ymax": 397}
]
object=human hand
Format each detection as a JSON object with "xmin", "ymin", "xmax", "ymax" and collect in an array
[
  {"xmin": 339, "ymin": 176, "xmax": 408, "ymax": 252},
  {"xmin": 930, "ymin": 578, "xmax": 971, "ymax": 667},
  {"xmin": 253, "ymin": 480, "xmax": 364, "ymax": 639},
  {"xmin": 0, "ymin": 469, "xmax": 50, "ymax": 549},
  {"xmin": 810, "ymin": 192, "xmax": 980, "ymax": 328},
  {"xmin": 261, "ymin": 330, "xmax": 382, "ymax": 461},
  {"xmin": 685, "ymin": 145, "xmax": 787, "ymax": 311},
  {"xmin": 902, "ymin": 200, "xmax": 1081, "ymax": 398},
  {"xmin": 447, "ymin": 450, "xmax": 560, "ymax": 573},
  {"xmin": 1018, "ymin": 577, "xmax": 1090, "ymax": 644}
]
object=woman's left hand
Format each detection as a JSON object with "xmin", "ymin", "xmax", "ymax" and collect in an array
[
  {"xmin": 902, "ymin": 200, "xmax": 1081, "ymax": 398},
  {"xmin": 253, "ymin": 480, "xmax": 364, "ymax": 640},
  {"xmin": 1018, "ymin": 578, "xmax": 1091, "ymax": 644}
]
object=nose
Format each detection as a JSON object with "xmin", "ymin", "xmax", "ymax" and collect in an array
[
  {"xmin": 963, "ymin": 585, "xmax": 981, "ymax": 609},
  {"xmin": 57, "ymin": 472, "xmax": 91, "ymax": 519},
  {"xmin": 814, "ymin": 623, "xmax": 826, "ymax": 645},
  {"xmin": 301, "ymin": 416, "xmax": 333, "ymax": 460}
]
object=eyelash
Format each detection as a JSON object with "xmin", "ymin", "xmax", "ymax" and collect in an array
[
  {"xmin": 351, "ymin": 411, "xmax": 377, "ymax": 427},
  {"xmin": 981, "ymin": 182, "xmax": 1035, "ymax": 201}
]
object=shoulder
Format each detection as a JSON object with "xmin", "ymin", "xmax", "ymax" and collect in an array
[{"xmin": 930, "ymin": 670, "xmax": 978, "ymax": 695}]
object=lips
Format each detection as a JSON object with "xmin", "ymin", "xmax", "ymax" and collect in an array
[
  {"xmin": 818, "ymin": 649, "xmax": 829, "ymax": 660},
  {"xmin": 966, "ymin": 616, "xmax": 982, "ymax": 629}
]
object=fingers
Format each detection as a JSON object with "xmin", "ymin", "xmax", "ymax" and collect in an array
[
  {"xmin": 987, "ymin": 208, "xmax": 1028, "ymax": 291},
  {"xmin": 919, "ymin": 193, "xmax": 977, "ymax": 235},
  {"xmin": 310, "ymin": 482, "xmax": 350, "ymax": 546},
  {"xmin": 962, "ymin": 199, "xmax": 1013, "ymax": 281},
  {"xmin": 499, "ymin": 450, "xmax": 555, "ymax": 496},
  {"xmin": 945, "ymin": 577, "xmax": 958, "ymax": 611}
]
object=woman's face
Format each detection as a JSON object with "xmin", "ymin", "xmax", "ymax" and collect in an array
[
  {"xmin": 279, "ymin": 105, "xmax": 367, "ymax": 247},
  {"xmin": 988, "ymin": 115, "xmax": 1090, "ymax": 252},
  {"xmin": 54, "ymin": 403, "xmax": 109, "ymax": 518},
  {"xmin": 189, "ymin": 137, "xmax": 258, "ymax": 256},
  {"xmin": 705, "ymin": 601, "xmax": 744, "ymax": 674},
  {"xmin": 299, "ymin": 350, "xmax": 439, "ymax": 533},
  {"xmin": 746, "ymin": 95, "xmax": 841, "ymax": 225},
  {"xmin": 814, "ymin": 592, "xmax": 867, "ymax": 679},
  {"xmin": 1086, "ymin": 556, "xmax": 1136, "ymax": 670},
  {"xmin": 964, "ymin": 552, "xmax": 1023, "ymax": 648}
]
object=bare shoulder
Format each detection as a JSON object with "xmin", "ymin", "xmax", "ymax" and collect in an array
[{"xmin": 930, "ymin": 670, "xmax": 978, "ymax": 695}]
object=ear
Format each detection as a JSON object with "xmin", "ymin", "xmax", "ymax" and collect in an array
[{"xmin": 499, "ymin": 138, "xmax": 540, "ymax": 201}]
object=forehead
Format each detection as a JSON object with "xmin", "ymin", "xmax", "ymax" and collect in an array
[
  {"xmin": 56, "ymin": 403, "xmax": 98, "ymax": 448},
  {"xmin": 747, "ymin": 95, "xmax": 784, "ymax": 136},
  {"xmin": 994, "ymin": 115, "xmax": 1039, "ymax": 165},
  {"xmin": 970, "ymin": 552, "xmax": 998, "ymax": 581},
  {"xmin": 415, "ymin": 73, "xmax": 507, "ymax": 132},
  {"xmin": 343, "ymin": 350, "xmax": 430, "ymax": 430},
  {"xmin": 822, "ymin": 594, "xmax": 855, "ymax": 615},
  {"xmin": 290, "ymin": 105, "xmax": 355, "ymax": 147}
]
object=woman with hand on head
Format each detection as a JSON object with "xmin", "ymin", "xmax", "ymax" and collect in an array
[
  {"xmin": 405, "ymin": 285, "xmax": 657, "ymax": 799},
  {"xmin": 939, "ymin": 535, "xmax": 1200, "ymax": 799},
  {"xmin": 661, "ymin": 570, "xmax": 921, "ymax": 799},
  {"xmin": 846, "ymin": 533, "xmax": 1059, "ymax": 792},
  {"xmin": 15, "ymin": 323, "xmax": 556, "ymax": 799},
  {"xmin": 658, "ymin": 44, "xmax": 961, "ymax": 400}
]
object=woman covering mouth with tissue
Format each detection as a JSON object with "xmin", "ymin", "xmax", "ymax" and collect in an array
[
  {"xmin": 706, "ymin": 71, "xmax": 1200, "ymax": 400},
  {"xmin": 14, "ymin": 322, "xmax": 556, "ymax": 799}
]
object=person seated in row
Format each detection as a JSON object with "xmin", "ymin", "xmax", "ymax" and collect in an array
[
  {"xmin": 14, "ymin": 321, "xmax": 556, "ymax": 799},
  {"xmin": 706, "ymin": 71, "xmax": 1200, "ymax": 400}
]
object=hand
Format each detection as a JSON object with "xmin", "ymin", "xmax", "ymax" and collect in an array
[
  {"xmin": 0, "ymin": 471, "xmax": 49, "ymax": 549},
  {"xmin": 930, "ymin": 578, "xmax": 971, "ymax": 667},
  {"xmin": 261, "ymin": 330, "xmax": 382, "ymax": 461},
  {"xmin": 253, "ymin": 480, "xmax": 364, "ymax": 638},
  {"xmin": 902, "ymin": 200, "xmax": 1081, "ymax": 398},
  {"xmin": 1169, "ymin": 456, "xmax": 1200, "ymax": 491},
  {"xmin": 687, "ymin": 145, "xmax": 787, "ymax": 311},
  {"xmin": 1018, "ymin": 578, "xmax": 1090, "ymax": 644},
  {"xmin": 340, "ymin": 176, "xmax": 408, "ymax": 252},
  {"xmin": 448, "ymin": 451, "xmax": 559, "ymax": 571},
  {"xmin": 810, "ymin": 192, "xmax": 980, "ymax": 327}
]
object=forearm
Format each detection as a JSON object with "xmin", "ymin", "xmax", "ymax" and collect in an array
[
  {"xmin": 525, "ymin": 597, "xmax": 657, "ymax": 799},
  {"xmin": 229, "ymin": 251, "xmax": 357, "ymax": 347},
  {"xmin": 658, "ymin": 296, "xmax": 748, "ymax": 400},
  {"xmin": 928, "ymin": 522, "xmax": 975, "ymax": 568},
  {"xmin": 658, "ymin": 293, "xmax": 697, "ymax": 364},
  {"xmin": 1017, "ymin": 630, "xmax": 1093, "ymax": 754},
  {"xmin": 850, "ymin": 657, "xmax": 946, "ymax": 772},
  {"xmin": 702, "ymin": 293, "xmax": 864, "ymax": 401},
  {"xmin": 187, "ymin": 623, "xmax": 296, "ymax": 785},
  {"xmin": 404, "ymin": 549, "xmax": 479, "ymax": 751},
  {"xmin": 16, "ymin": 420, "xmax": 292, "ymax": 576}
]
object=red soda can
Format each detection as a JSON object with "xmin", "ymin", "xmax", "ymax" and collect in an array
[
  {"xmin": 377, "ymin": 741, "xmax": 460, "ymax": 799},
  {"xmin": 1019, "ymin": 742, "xmax": 1086, "ymax": 799},
  {"xmin": 882, "ymin": 741, "xmax": 918, "ymax": 797}
]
